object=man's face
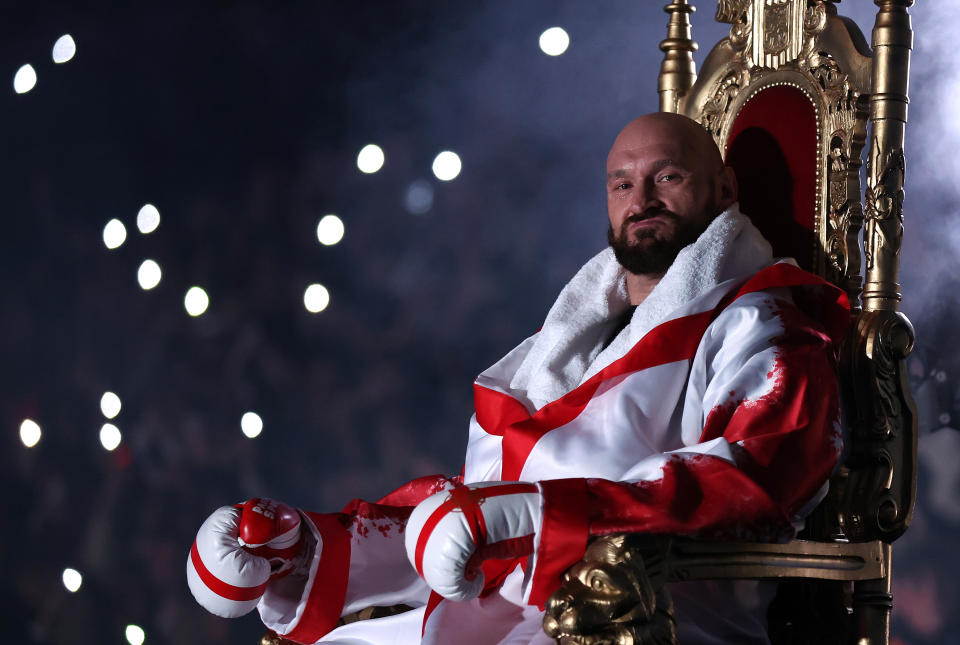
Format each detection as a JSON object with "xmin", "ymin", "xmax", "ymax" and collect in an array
[{"xmin": 606, "ymin": 124, "xmax": 725, "ymax": 276}]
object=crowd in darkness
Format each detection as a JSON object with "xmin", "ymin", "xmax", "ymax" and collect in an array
[{"xmin": 2, "ymin": 2, "xmax": 959, "ymax": 644}]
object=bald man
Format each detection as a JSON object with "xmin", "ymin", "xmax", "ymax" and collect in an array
[
  {"xmin": 606, "ymin": 113, "xmax": 738, "ymax": 303},
  {"xmin": 187, "ymin": 114, "xmax": 847, "ymax": 645}
]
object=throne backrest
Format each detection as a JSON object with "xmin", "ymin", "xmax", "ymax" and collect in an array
[{"xmin": 657, "ymin": 0, "xmax": 917, "ymax": 544}]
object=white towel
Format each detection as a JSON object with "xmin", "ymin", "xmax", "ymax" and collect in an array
[{"xmin": 509, "ymin": 204, "xmax": 774, "ymax": 410}]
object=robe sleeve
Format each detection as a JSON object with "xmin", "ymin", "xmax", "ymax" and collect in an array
[
  {"xmin": 529, "ymin": 287, "xmax": 847, "ymax": 607},
  {"xmin": 256, "ymin": 474, "xmax": 460, "ymax": 643}
]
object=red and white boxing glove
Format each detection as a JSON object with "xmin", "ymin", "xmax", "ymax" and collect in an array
[
  {"xmin": 404, "ymin": 481, "xmax": 543, "ymax": 601},
  {"xmin": 186, "ymin": 498, "xmax": 305, "ymax": 618}
]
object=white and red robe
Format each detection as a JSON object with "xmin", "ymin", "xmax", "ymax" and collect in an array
[{"xmin": 254, "ymin": 207, "xmax": 849, "ymax": 644}]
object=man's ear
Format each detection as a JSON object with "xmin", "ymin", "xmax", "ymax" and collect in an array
[{"xmin": 716, "ymin": 165, "xmax": 738, "ymax": 210}]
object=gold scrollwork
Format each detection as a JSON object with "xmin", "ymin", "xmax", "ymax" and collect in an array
[
  {"xmin": 839, "ymin": 308, "xmax": 916, "ymax": 541},
  {"xmin": 701, "ymin": 69, "xmax": 746, "ymax": 143},
  {"xmin": 764, "ymin": 4, "xmax": 791, "ymax": 55},
  {"xmin": 716, "ymin": 0, "xmax": 752, "ymax": 50},
  {"xmin": 826, "ymin": 132, "xmax": 850, "ymax": 276},
  {"xmin": 803, "ymin": 2, "xmax": 829, "ymax": 37},
  {"xmin": 543, "ymin": 534, "xmax": 676, "ymax": 645},
  {"xmin": 863, "ymin": 147, "xmax": 905, "ymax": 272},
  {"xmin": 802, "ymin": 47, "xmax": 865, "ymax": 295}
]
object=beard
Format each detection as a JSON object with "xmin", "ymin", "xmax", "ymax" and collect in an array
[{"xmin": 607, "ymin": 204, "xmax": 717, "ymax": 276}]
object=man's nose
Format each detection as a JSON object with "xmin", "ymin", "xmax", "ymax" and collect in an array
[{"xmin": 630, "ymin": 178, "xmax": 662, "ymax": 213}]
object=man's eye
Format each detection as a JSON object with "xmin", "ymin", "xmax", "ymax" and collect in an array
[
  {"xmin": 614, "ymin": 182, "xmax": 631, "ymax": 190},
  {"xmin": 658, "ymin": 174, "xmax": 680, "ymax": 183}
]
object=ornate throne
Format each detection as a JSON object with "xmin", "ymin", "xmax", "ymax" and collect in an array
[{"xmin": 543, "ymin": 1, "xmax": 917, "ymax": 644}]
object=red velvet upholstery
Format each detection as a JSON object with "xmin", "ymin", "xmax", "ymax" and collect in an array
[{"xmin": 725, "ymin": 85, "xmax": 818, "ymax": 271}]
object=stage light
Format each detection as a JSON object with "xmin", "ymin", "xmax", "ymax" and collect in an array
[
  {"xmin": 137, "ymin": 260, "xmax": 162, "ymax": 290},
  {"xmin": 19, "ymin": 419, "xmax": 41, "ymax": 448},
  {"xmin": 100, "ymin": 392, "xmax": 122, "ymax": 419},
  {"xmin": 316, "ymin": 214, "xmax": 344, "ymax": 246},
  {"xmin": 184, "ymin": 287, "xmax": 209, "ymax": 316},
  {"xmin": 13, "ymin": 64, "xmax": 36, "ymax": 94},
  {"xmin": 62, "ymin": 568, "xmax": 82, "ymax": 592},
  {"xmin": 100, "ymin": 423, "xmax": 122, "ymax": 451},
  {"xmin": 304, "ymin": 283, "xmax": 329, "ymax": 313},
  {"xmin": 404, "ymin": 180, "xmax": 434, "ymax": 215},
  {"xmin": 241, "ymin": 412, "xmax": 263, "ymax": 439},
  {"xmin": 539, "ymin": 27, "xmax": 570, "ymax": 56},
  {"xmin": 432, "ymin": 151, "xmax": 461, "ymax": 181},
  {"xmin": 103, "ymin": 219, "xmax": 127, "ymax": 249},
  {"xmin": 125, "ymin": 625, "xmax": 145, "ymax": 645},
  {"xmin": 357, "ymin": 144, "xmax": 385, "ymax": 174},
  {"xmin": 137, "ymin": 204, "xmax": 160, "ymax": 234},
  {"xmin": 52, "ymin": 35, "xmax": 76, "ymax": 63}
]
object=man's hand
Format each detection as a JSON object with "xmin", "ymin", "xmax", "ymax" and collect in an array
[
  {"xmin": 186, "ymin": 498, "xmax": 307, "ymax": 618},
  {"xmin": 404, "ymin": 481, "xmax": 543, "ymax": 601}
]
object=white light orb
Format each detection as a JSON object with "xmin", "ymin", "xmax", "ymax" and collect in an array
[
  {"xmin": 241, "ymin": 412, "xmax": 263, "ymax": 439},
  {"xmin": 125, "ymin": 625, "xmax": 146, "ymax": 645},
  {"xmin": 184, "ymin": 287, "xmax": 209, "ymax": 317},
  {"xmin": 431, "ymin": 151, "xmax": 462, "ymax": 181},
  {"xmin": 100, "ymin": 391, "xmax": 122, "ymax": 419},
  {"xmin": 404, "ymin": 180, "xmax": 434, "ymax": 215},
  {"xmin": 19, "ymin": 419, "xmax": 41, "ymax": 448},
  {"xmin": 136, "ymin": 204, "xmax": 160, "ymax": 234},
  {"xmin": 356, "ymin": 144, "xmax": 385, "ymax": 174},
  {"xmin": 316, "ymin": 214, "xmax": 345, "ymax": 246},
  {"xmin": 103, "ymin": 219, "xmax": 127, "ymax": 249},
  {"xmin": 13, "ymin": 64, "xmax": 37, "ymax": 94},
  {"xmin": 539, "ymin": 27, "xmax": 570, "ymax": 56},
  {"xmin": 304, "ymin": 283, "xmax": 330, "ymax": 313},
  {"xmin": 100, "ymin": 423, "xmax": 122, "ymax": 451},
  {"xmin": 62, "ymin": 568, "xmax": 83, "ymax": 592},
  {"xmin": 137, "ymin": 259, "xmax": 162, "ymax": 290},
  {"xmin": 52, "ymin": 35, "xmax": 77, "ymax": 63}
]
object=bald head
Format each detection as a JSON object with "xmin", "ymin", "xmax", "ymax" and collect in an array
[{"xmin": 608, "ymin": 112, "xmax": 726, "ymax": 176}]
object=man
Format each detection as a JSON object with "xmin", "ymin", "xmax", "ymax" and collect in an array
[{"xmin": 187, "ymin": 113, "xmax": 848, "ymax": 644}]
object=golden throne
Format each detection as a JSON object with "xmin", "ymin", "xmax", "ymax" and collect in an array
[{"xmin": 543, "ymin": 1, "xmax": 917, "ymax": 644}]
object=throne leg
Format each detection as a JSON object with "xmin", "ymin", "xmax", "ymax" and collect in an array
[{"xmin": 851, "ymin": 544, "xmax": 892, "ymax": 645}]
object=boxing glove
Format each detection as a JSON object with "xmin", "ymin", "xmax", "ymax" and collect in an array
[
  {"xmin": 404, "ymin": 481, "xmax": 543, "ymax": 601},
  {"xmin": 187, "ymin": 498, "xmax": 305, "ymax": 618}
]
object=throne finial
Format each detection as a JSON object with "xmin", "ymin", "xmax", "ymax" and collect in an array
[{"xmin": 658, "ymin": 1, "xmax": 698, "ymax": 113}]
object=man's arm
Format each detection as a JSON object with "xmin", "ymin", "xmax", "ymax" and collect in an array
[
  {"xmin": 406, "ymin": 286, "xmax": 847, "ymax": 608},
  {"xmin": 188, "ymin": 474, "xmax": 460, "ymax": 644}
]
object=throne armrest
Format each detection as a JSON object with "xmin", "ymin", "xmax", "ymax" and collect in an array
[{"xmin": 542, "ymin": 534, "xmax": 889, "ymax": 645}]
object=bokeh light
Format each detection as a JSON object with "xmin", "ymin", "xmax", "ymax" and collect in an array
[
  {"xmin": 136, "ymin": 204, "xmax": 160, "ymax": 234},
  {"xmin": 356, "ymin": 144, "xmax": 385, "ymax": 174},
  {"xmin": 100, "ymin": 423, "xmax": 122, "ymax": 451},
  {"xmin": 137, "ymin": 260, "xmax": 162, "ymax": 290},
  {"xmin": 100, "ymin": 391, "xmax": 122, "ymax": 419},
  {"xmin": 19, "ymin": 419, "xmax": 41, "ymax": 448},
  {"xmin": 404, "ymin": 180, "xmax": 434, "ymax": 215},
  {"xmin": 539, "ymin": 27, "xmax": 570, "ymax": 56},
  {"xmin": 125, "ymin": 625, "xmax": 145, "ymax": 645},
  {"xmin": 184, "ymin": 287, "xmax": 209, "ymax": 316},
  {"xmin": 316, "ymin": 214, "xmax": 345, "ymax": 246},
  {"xmin": 241, "ymin": 412, "xmax": 263, "ymax": 438},
  {"xmin": 52, "ymin": 34, "xmax": 77, "ymax": 63},
  {"xmin": 13, "ymin": 64, "xmax": 37, "ymax": 94},
  {"xmin": 304, "ymin": 283, "xmax": 330, "ymax": 313},
  {"xmin": 432, "ymin": 151, "xmax": 461, "ymax": 181},
  {"xmin": 103, "ymin": 219, "xmax": 127, "ymax": 249},
  {"xmin": 62, "ymin": 568, "xmax": 83, "ymax": 592}
]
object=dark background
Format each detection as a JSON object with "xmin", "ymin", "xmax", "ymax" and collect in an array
[{"xmin": 2, "ymin": 2, "xmax": 958, "ymax": 643}]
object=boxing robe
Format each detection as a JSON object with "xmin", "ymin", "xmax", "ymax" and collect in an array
[{"xmin": 253, "ymin": 206, "xmax": 849, "ymax": 644}]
